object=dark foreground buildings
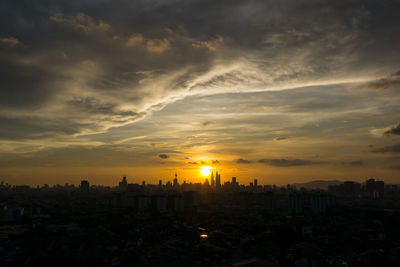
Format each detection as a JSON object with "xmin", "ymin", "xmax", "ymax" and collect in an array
[{"xmin": 0, "ymin": 175, "xmax": 400, "ymax": 267}]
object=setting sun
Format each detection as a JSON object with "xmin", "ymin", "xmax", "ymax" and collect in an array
[{"xmin": 200, "ymin": 166, "xmax": 211, "ymax": 177}]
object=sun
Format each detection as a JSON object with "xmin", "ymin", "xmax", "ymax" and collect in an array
[{"xmin": 200, "ymin": 166, "xmax": 211, "ymax": 177}]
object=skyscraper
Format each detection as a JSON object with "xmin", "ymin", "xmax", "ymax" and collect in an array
[
  {"xmin": 80, "ymin": 180, "xmax": 89, "ymax": 192},
  {"xmin": 232, "ymin": 177, "xmax": 237, "ymax": 185},
  {"xmin": 119, "ymin": 176, "xmax": 128, "ymax": 191},
  {"xmin": 216, "ymin": 172, "xmax": 221, "ymax": 187},
  {"xmin": 173, "ymin": 173, "xmax": 179, "ymax": 187}
]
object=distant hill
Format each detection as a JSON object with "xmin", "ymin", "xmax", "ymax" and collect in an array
[{"xmin": 292, "ymin": 180, "xmax": 343, "ymax": 190}]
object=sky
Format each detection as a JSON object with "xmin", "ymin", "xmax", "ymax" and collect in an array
[{"xmin": 1, "ymin": 0, "xmax": 400, "ymax": 186}]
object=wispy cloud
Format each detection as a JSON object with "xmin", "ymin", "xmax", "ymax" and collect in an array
[
  {"xmin": 50, "ymin": 13, "xmax": 110, "ymax": 32},
  {"xmin": 371, "ymin": 144, "xmax": 400, "ymax": 154},
  {"xmin": 236, "ymin": 158, "xmax": 252, "ymax": 164},
  {"xmin": 0, "ymin": 37, "xmax": 20, "ymax": 46},
  {"xmin": 258, "ymin": 158, "xmax": 326, "ymax": 167}
]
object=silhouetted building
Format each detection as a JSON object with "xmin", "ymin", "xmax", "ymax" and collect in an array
[
  {"xmin": 232, "ymin": 177, "xmax": 237, "ymax": 186},
  {"xmin": 173, "ymin": 173, "xmax": 179, "ymax": 188},
  {"xmin": 119, "ymin": 176, "xmax": 128, "ymax": 190},
  {"xmin": 366, "ymin": 178, "xmax": 384, "ymax": 199},
  {"xmin": 343, "ymin": 181, "xmax": 360, "ymax": 198},
  {"xmin": 216, "ymin": 172, "xmax": 221, "ymax": 187},
  {"xmin": 80, "ymin": 180, "xmax": 90, "ymax": 192}
]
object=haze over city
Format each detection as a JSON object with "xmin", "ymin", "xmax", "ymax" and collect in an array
[{"xmin": 1, "ymin": 0, "xmax": 400, "ymax": 186}]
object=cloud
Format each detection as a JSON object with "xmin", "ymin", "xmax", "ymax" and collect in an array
[
  {"xmin": 384, "ymin": 123, "xmax": 400, "ymax": 136},
  {"xmin": 236, "ymin": 158, "xmax": 252, "ymax": 164},
  {"xmin": 125, "ymin": 34, "xmax": 170, "ymax": 53},
  {"xmin": 67, "ymin": 97, "xmax": 140, "ymax": 117},
  {"xmin": 349, "ymin": 160, "xmax": 364, "ymax": 166},
  {"xmin": 352, "ymin": 71, "xmax": 400, "ymax": 90},
  {"xmin": 158, "ymin": 154, "xmax": 169, "ymax": 159},
  {"xmin": 202, "ymin": 121, "xmax": 214, "ymax": 127},
  {"xmin": 258, "ymin": 158, "xmax": 326, "ymax": 167},
  {"xmin": 371, "ymin": 144, "xmax": 400, "ymax": 154},
  {"xmin": 274, "ymin": 137, "xmax": 288, "ymax": 141},
  {"xmin": 187, "ymin": 161, "xmax": 198, "ymax": 164},
  {"xmin": 1, "ymin": 0, "xmax": 400, "ymax": 153},
  {"xmin": 50, "ymin": 13, "xmax": 110, "ymax": 32},
  {"xmin": 211, "ymin": 160, "xmax": 220, "ymax": 164},
  {"xmin": 192, "ymin": 35, "xmax": 223, "ymax": 52},
  {"xmin": 125, "ymin": 34, "xmax": 145, "ymax": 47},
  {"xmin": 146, "ymin": 39, "xmax": 170, "ymax": 53},
  {"xmin": 0, "ymin": 115, "xmax": 82, "ymax": 141},
  {"xmin": 0, "ymin": 37, "xmax": 20, "ymax": 46}
]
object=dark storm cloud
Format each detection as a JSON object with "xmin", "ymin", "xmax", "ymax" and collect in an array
[
  {"xmin": 236, "ymin": 158, "xmax": 252, "ymax": 164},
  {"xmin": 1, "ymin": 0, "xmax": 400, "ymax": 145},
  {"xmin": 159, "ymin": 154, "xmax": 169, "ymax": 159},
  {"xmin": 258, "ymin": 158, "xmax": 326, "ymax": 167},
  {"xmin": 384, "ymin": 123, "xmax": 400, "ymax": 136},
  {"xmin": 371, "ymin": 144, "xmax": 400, "ymax": 154}
]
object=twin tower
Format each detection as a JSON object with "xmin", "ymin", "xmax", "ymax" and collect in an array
[{"xmin": 210, "ymin": 171, "xmax": 221, "ymax": 187}]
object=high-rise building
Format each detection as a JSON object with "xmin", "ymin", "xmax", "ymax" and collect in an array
[
  {"xmin": 254, "ymin": 179, "xmax": 258, "ymax": 187},
  {"xmin": 80, "ymin": 180, "xmax": 89, "ymax": 192},
  {"xmin": 366, "ymin": 178, "xmax": 384, "ymax": 199},
  {"xmin": 119, "ymin": 176, "xmax": 128, "ymax": 190},
  {"xmin": 232, "ymin": 177, "xmax": 237, "ymax": 185},
  {"xmin": 216, "ymin": 172, "xmax": 221, "ymax": 187},
  {"xmin": 343, "ymin": 181, "xmax": 360, "ymax": 198},
  {"xmin": 210, "ymin": 172, "xmax": 215, "ymax": 187},
  {"xmin": 173, "ymin": 173, "xmax": 179, "ymax": 187}
]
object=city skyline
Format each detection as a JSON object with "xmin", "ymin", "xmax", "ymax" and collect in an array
[
  {"xmin": 0, "ymin": 171, "xmax": 391, "ymax": 189},
  {"xmin": 1, "ymin": 1, "xmax": 400, "ymax": 185}
]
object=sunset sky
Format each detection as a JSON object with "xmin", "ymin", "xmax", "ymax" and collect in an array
[{"xmin": 1, "ymin": 0, "xmax": 400, "ymax": 186}]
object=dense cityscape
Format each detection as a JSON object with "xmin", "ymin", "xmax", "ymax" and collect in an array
[{"xmin": 1, "ymin": 173, "xmax": 400, "ymax": 266}]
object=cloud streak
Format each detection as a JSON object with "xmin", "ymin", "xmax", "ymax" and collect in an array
[
  {"xmin": 50, "ymin": 13, "xmax": 110, "ymax": 32},
  {"xmin": 236, "ymin": 158, "xmax": 252, "ymax": 164},
  {"xmin": 258, "ymin": 158, "xmax": 326, "ymax": 167},
  {"xmin": 384, "ymin": 123, "xmax": 400, "ymax": 136},
  {"xmin": 371, "ymin": 144, "xmax": 400, "ymax": 154}
]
